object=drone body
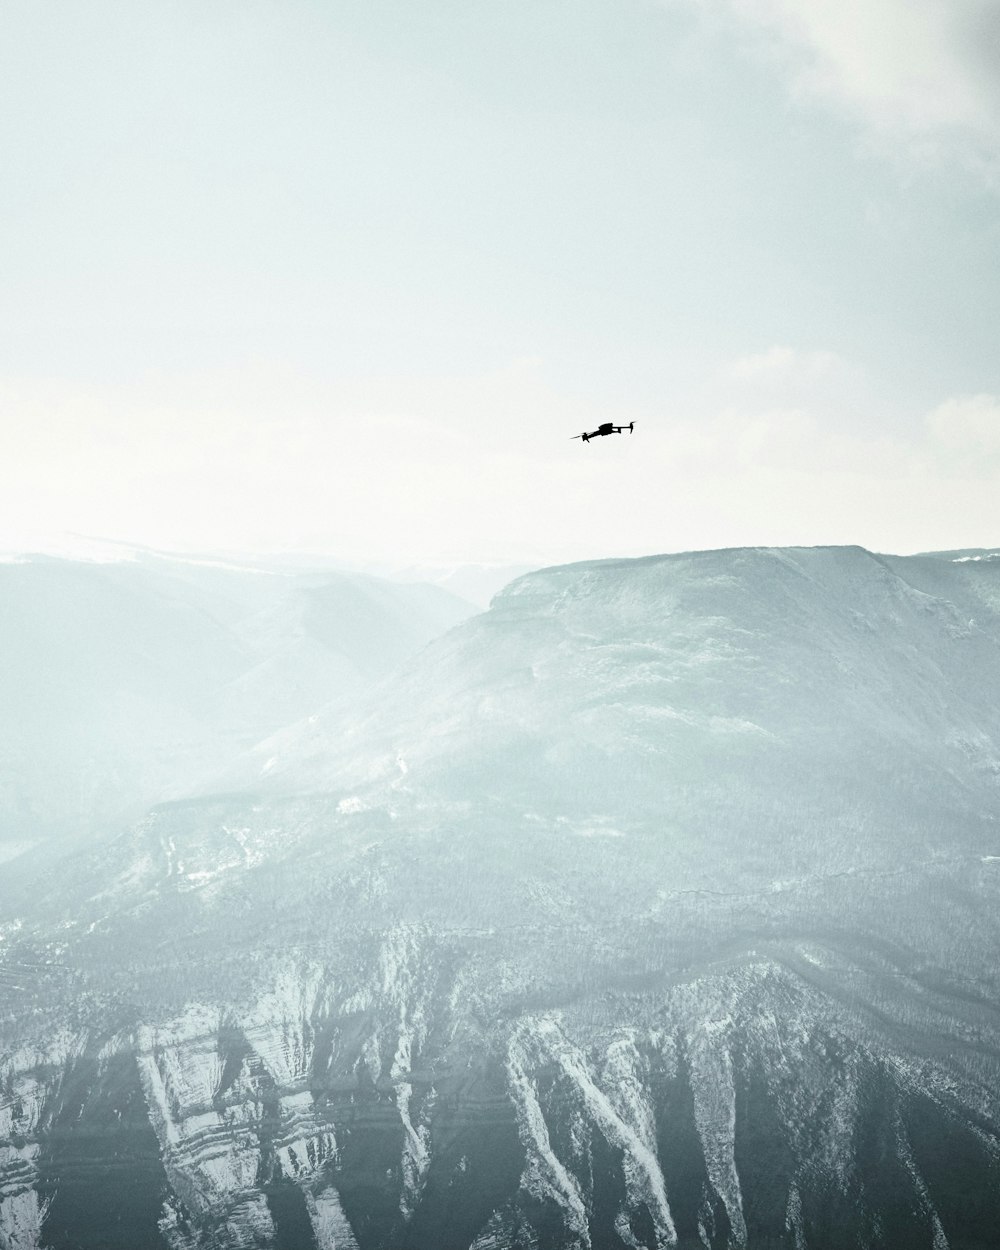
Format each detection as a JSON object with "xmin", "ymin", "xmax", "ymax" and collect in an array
[{"xmin": 571, "ymin": 421, "xmax": 635, "ymax": 443}]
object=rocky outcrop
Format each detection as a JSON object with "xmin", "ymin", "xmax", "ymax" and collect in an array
[{"xmin": 4, "ymin": 944, "xmax": 1000, "ymax": 1249}]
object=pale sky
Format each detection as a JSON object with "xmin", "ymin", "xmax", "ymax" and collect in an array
[{"xmin": 2, "ymin": 0, "xmax": 999, "ymax": 566}]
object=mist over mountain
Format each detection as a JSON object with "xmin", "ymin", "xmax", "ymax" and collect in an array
[
  {"xmin": 3, "ymin": 546, "xmax": 1000, "ymax": 1249},
  {"xmin": 0, "ymin": 554, "xmax": 476, "ymax": 860},
  {"xmin": 369, "ymin": 563, "xmax": 539, "ymax": 611}
]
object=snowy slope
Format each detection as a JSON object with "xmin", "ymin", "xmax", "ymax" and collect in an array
[{"xmin": 246, "ymin": 545, "xmax": 1000, "ymax": 883}]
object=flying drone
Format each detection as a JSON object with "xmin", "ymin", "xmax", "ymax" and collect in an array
[{"xmin": 571, "ymin": 421, "xmax": 635, "ymax": 443}]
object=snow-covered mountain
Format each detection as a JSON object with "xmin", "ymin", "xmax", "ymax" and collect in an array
[
  {"xmin": 3, "ymin": 546, "xmax": 1000, "ymax": 1249},
  {"xmin": 0, "ymin": 554, "xmax": 476, "ymax": 860}
]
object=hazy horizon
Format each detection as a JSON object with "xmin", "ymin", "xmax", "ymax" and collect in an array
[{"xmin": 3, "ymin": 529, "xmax": 999, "ymax": 574}]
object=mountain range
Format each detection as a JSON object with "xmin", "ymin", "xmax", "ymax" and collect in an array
[
  {"xmin": 2, "ymin": 545, "xmax": 1000, "ymax": 1249},
  {"xmin": 0, "ymin": 553, "xmax": 477, "ymax": 860}
]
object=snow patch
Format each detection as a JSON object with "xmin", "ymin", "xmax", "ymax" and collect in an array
[
  {"xmin": 686, "ymin": 1017, "xmax": 747, "ymax": 1247},
  {"xmin": 307, "ymin": 1186, "xmax": 361, "ymax": 1250},
  {"xmin": 506, "ymin": 1024, "xmax": 590, "ymax": 1245},
  {"xmin": 0, "ymin": 1187, "xmax": 47, "ymax": 1250}
]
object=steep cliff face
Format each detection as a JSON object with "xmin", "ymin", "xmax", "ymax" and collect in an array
[
  {"xmin": 5, "ymin": 948, "xmax": 999, "ymax": 1249},
  {"xmin": 4, "ymin": 547, "xmax": 1000, "ymax": 1248}
]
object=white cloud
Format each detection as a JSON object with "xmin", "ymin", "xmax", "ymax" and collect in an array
[
  {"xmin": 0, "ymin": 362, "xmax": 601, "ymax": 566},
  {"xmin": 636, "ymin": 368, "xmax": 1000, "ymax": 553},
  {"xmin": 925, "ymin": 393, "xmax": 1000, "ymax": 470},
  {"xmin": 729, "ymin": 345, "xmax": 841, "ymax": 382},
  {"xmin": 711, "ymin": 346, "xmax": 869, "ymax": 431},
  {"xmin": 2, "ymin": 361, "xmax": 999, "ymax": 566},
  {"xmin": 684, "ymin": 0, "xmax": 1000, "ymax": 169}
]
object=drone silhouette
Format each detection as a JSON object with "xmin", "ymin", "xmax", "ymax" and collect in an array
[{"xmin": 571, "ymin": 421, "xmax": 635, "ymax": 443}]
